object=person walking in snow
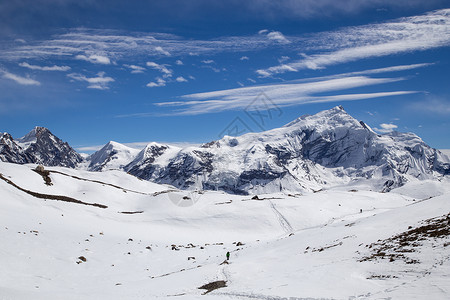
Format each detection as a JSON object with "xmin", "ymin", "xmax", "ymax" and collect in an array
[{"xmin": 226, "ymin": 251, "xmax": 230, "ymax": 261}]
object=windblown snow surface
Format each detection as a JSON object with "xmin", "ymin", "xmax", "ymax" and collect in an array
[{"xmin": 0, "ymin": 161, "xmax": 449, "ymax": 299}]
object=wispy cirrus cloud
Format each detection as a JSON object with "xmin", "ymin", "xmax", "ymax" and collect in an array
[
  {"xmin": 1, "ymin": 69, "xmax": 40, "ymax": 86},
  {"xmin": 154, "ymin": 75, "xmax": 416, "ymax": 115},
  {"xmin": 266, "ymin": 31, "xmax": 291, "ymax": 44},
  {"xmin": 1, "ymin": 9, "xmax": 448, "ymax": 70},
  {"xmin": 257, "ymin": 9, "xmax": 450, "ymax": 76},
  {"xmin": 19, "ymin": 62, "xmax": 70, "ymax": 71},
  {"xmin": 123, "ymin": 64, "xmax": 146, "ymax": 74},
  {"xmin": 155, "ymin": 46, "xmax": 171, "ymax": 56},
  {"xmin": 146, "ymin": 61, "xmax": 172, "ymax": 77},
  {"xmin": 0, "ymin": 28, "xmax": 284, "ymax": 62},
  {"xmin": 286, "ymin": 62, "xmax": 433, "ymax": 84},
  {"xmin": 67, "ymin": 71, "xmax": 114, "ymax": 90}
]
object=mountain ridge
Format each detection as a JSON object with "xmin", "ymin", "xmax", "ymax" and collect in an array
[
  {"xmin": 1, "ymin": 107, "xmax": 449, "ymax": 194},
  {"xmin": 0, "ymin": 127, "xmax": 82, "ymax": 168}
]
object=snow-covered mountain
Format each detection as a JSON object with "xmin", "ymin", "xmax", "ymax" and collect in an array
[
  {"xmin": 2, "ymin": 107, "xmax": 449, "ymax": 194},
  {"xmin": 0, "ymin": 132, "xmax": 34, "ymax": 164},
  {"xmin": 0, "ymin": 127, "xmax": 82, "ymax": 168},
  {"xmin": 87, "ymin": 141, "xmax": 140, "ymax": 171},
  {"xmin": 124, "ymin": 106, "xmax": 450, "ymax": 194}
]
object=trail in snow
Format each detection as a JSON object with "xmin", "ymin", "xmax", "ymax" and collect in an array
[{"xmin": 268, "ymin": 200, "xmax": 293, "ymax": 234}]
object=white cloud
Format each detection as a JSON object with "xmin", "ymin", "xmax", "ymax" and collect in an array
[
  {"xmin": 155, "ymin": 75, "xmax": 416, "ymax": 115},
  {"xmin": 175, "ymin": 59, "xmax": 184, "ymax": 65},
  {"xmin": 146, "ymin": 61, "xmax": 172, "ymax": 77},
  {"xmin": 278, "ymin": 56, "xmax": 290, "ymax": 63},
  {"xmin": 374, "ymin": 123, "xmax": 398, "ymax": 133},
  {"xmin": 240, "ymin": 56, "xmax": 249, "ymax": 60},
  {"xmin": 266, "ymin": 31, "xmax": 290, "ymax": 44},
  {"xmin": 175, "ymin": 76, "xmax": 188, "ymax": 83},
  {"xmin": 202, "ymin": 59, "xmax": 215, "ymax": 64},
  {"xmin": 258, "ymin": 29, "xmax": 291, "ymax": 44},
  {"xmin": 155, "ymin": 46, "xmax": 171, "ymax": 56},
  {"xmin": 255, "ymin": 69, "xmax": 271, "ymax": 77},
  {"xmin": 146, "ymin": 77, "xmax": 166, "ymax": 88},
  {"xmin": 1, "ymin": 70, "xmax": 40, "ymax": 86},
  {"xmin": 1, "ymin": 9, "xmax": 448, "ymax": 65},
  {"xmin": 257, "ymin": 9, "xmax": 450, "ymax": 76},
  {"xmin": 247, "ymin": 78, "xmax": 256, "ymax": 83},
  {"xmin": 188, "ymin": 75, "xmax": 196, "ymax": 80},
  {"xmin": 67, "ymin": 71, "xmax": 114, "ymax": 90},
  {"xmin": 123, "ymin": 64, "xmax": 145, "ymax": 74},
  {"xmin": 19, "ymin": 62, "xmax": 71, "ymax": 71},
  {"xmin": 237, "ymin": 81, "xmax": 244, "ymax": 87},
  {"xmin": 75, "ymin": 54, "xmax": 111, "ymax": 64}
]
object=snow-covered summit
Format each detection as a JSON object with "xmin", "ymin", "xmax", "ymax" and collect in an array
[
  {"xmin": 124, "ymin": 142, "xmax": 182, "ymax": 179},
  {"xmin": 87, "ymin": 141, "xmax": 140, "ymax": 171},
  {"xmin": 125, "ymin": 106, "xmax": 449, "ymax": 194}
]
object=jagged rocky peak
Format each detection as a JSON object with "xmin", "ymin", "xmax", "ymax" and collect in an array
[
  {"xmin": 0, "ymin": 132, "xmax": 33, "ymax": 164},
  {"xmin": 18, "ymin": 126, "xmax": 83, "ymax": 168},
  {"xmin": 1, "ymin": 127, "xmax": 82, "ymax": 167}
]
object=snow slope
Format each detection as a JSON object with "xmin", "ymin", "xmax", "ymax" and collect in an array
[{"xmin": 1, "ymin": 161, "xmax": 448, "ymax": 299}]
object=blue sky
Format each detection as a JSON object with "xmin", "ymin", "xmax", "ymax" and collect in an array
[{"xmin": 0, "ymin": 0, "xmax": 449, "ymax": 152}]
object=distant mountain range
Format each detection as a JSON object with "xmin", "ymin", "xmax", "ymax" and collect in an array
[{"xmin": 1, "ymin": 106, "xmax": 449, "ymax": 194}]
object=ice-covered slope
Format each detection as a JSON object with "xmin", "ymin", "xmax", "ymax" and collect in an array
[
  {"xmin": 126, "ymin": 106, "xmax": 449, "ymax": 194},
  {"xmin": 0, "ymin": 160, "xmax": 449, "ymax": 299},
  {"xmin": 87, "ymin": 141, "xmax": 140, "ymax": 171}
]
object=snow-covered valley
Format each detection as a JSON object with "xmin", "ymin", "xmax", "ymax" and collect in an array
[{"xmin": 1, "ymin": 161, "xmax": 449, "ymax": 299}]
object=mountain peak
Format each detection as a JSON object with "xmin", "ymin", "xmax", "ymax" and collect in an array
[
  {"xmin": 88, "ymin": 141, "xmax": 140, "ymax": 172},
  {"xmin": 283, "ymin": 105, "xmax": 352, "ymax": 129},
  {"xmin": 18, "ymin": 126, "xmax": 52, "ymax": 144}
]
